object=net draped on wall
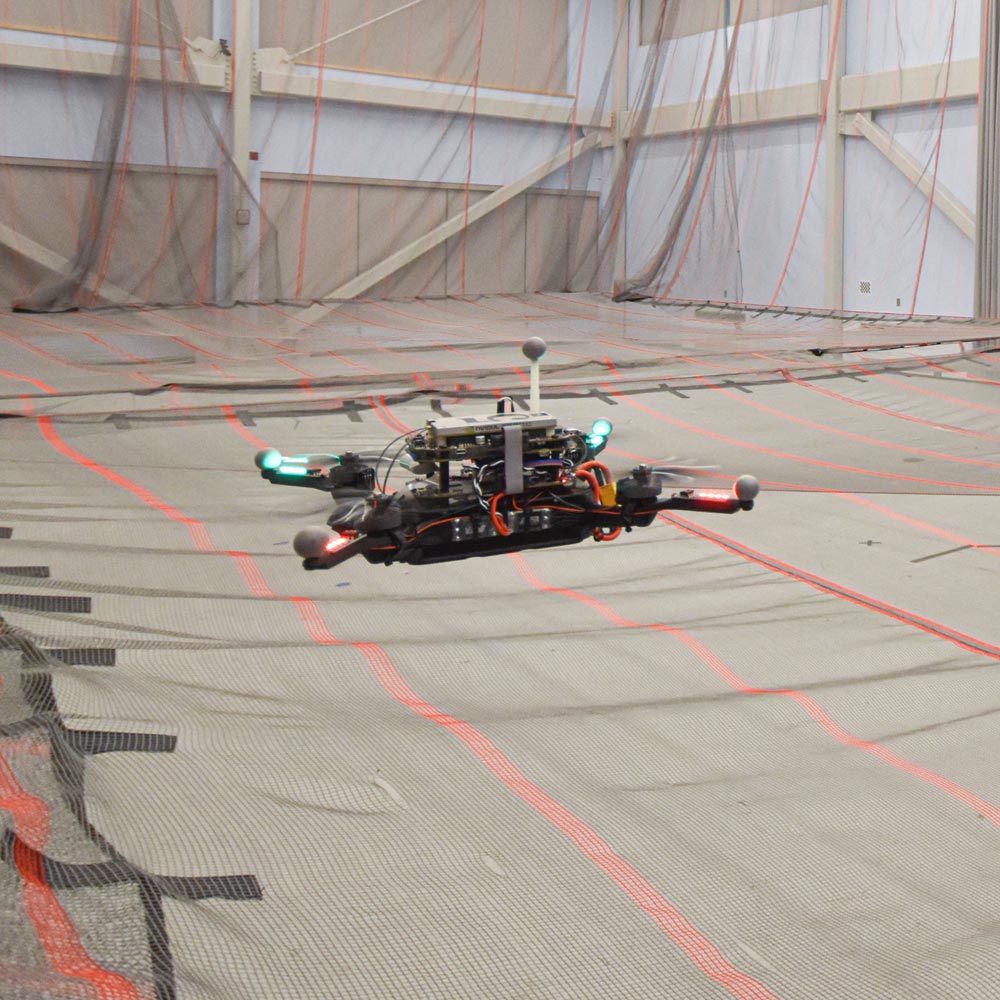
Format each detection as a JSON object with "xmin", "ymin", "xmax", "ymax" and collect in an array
[{"xmin": 0, "ymin": 1, "xmax": 984, "ymax": 315}]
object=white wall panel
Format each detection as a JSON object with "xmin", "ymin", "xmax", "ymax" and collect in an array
[
  {"xmin": 252, "ymin": 98, "xmax": 594, "ymax": 191},
  {"xmin": 0, "ymin": 69, "xmax": 229, "ymax": 169},
  {"xmin": 846, "ymin": 0, "xmax": 981, "ymax": 75},
  {"xmin": 843, "ymin": 100, "xmax": 977, "ymax": 316}
]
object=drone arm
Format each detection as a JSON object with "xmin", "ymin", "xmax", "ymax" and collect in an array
[
  {"xmin": 299, "ymin": 533, "xmax": 384, "ymax": 570},
  {"xmin": 654, "ymin": 491, "xmax": 750, "ymax": 515},
  {"xmin": 260, "ymin": 468, "xmax": 339, "ymax": 491}
]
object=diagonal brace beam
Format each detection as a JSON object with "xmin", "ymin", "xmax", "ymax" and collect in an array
[
  {"xmin": 849, "ymin": 112, "xmax": 975, "ymax": 241},
  {"xmin": 321, "ymin": 132, "xmax": 602, "ymax": 303},
  {"xmin": 0, "ymin": 222, "xmax": 132, "ymax": 305}
]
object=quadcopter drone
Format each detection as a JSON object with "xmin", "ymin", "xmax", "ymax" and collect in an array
[{"xmin": 255, "ymin": 338, "xmax": 759, "ymax": 571}]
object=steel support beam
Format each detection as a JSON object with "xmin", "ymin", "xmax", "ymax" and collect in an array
[
  {"xmin": 976, "ymin": 0, "xmax": 1000, "ymax": 317},
  {"xmin": 0, "ymin": 36, "xmax": 975, "ymax": 135},
  {"xmin": 840, "ymin": 57, "xmax": 978, "ymax": 114},
  {"xmin": 610, "ymin": 0, "xmax": 629, "ymax": 291},
  {"xmin": 255, "ymin": 47, "xmax": 604, "ymax": 130},
  {"xmin": 223, "ymin": 0, "xmax": 254, "ymax": 304},
  {"xmin": 824, "ymin": 0, "xmax": 847, "ymax": 311},
  {"xmin": 288, "ymin": 133, "xmax": 601, "ymax": 321},
  {"xmin": 0, "ymin": 222, "xmax": 132, "ymax": 306},
  {"xmin": 848, "ymin": 112, "xmax": 975, "ymax": 241},
  {"xmin": 0, "ymin": 38, "xmax": 227, "ymax": 87},
  {"xmin": 324, "ymin": 132, "xmax": 601, "ymax": 302}
]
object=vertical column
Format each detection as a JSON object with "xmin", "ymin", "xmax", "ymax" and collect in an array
[
  {"xmin": 611, "ymin": 0, "xmax": 630, "ymax": 291},
  {"xmin": 976, "ymin": 0, "xmax": 1000, "ymax": 318},
  {"xmin": 824, "ymin": 0, "xmax": 847, "ymax": 313},
  {"xmin": 214, "ymin": 0, "xmax": 255, "ymax": 304},
  {"xmin": 230, "ymin": 0, "xmax": 254, "ymax": 303}
]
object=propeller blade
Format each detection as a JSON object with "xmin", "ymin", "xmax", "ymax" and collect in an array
[{"xmin": 647, "ymin": 461, "xmax": 720, "ymax": 484}]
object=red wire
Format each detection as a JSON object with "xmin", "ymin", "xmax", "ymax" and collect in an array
[
  {"xmin": 576, "ymin": 460, "xmax": 611, "ymax": 486},
  {"xmin": 573, "ymin": 468, "xmax": 601, "ymax": 502}
]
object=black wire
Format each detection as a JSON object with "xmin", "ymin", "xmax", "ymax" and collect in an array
[
  {"xmin": 380, "ymin": 437, "xmax": 415, "ymax": 492},
  {"xmin": 373, "ymin": 431, "xmax": 415, "ymax": 492}
]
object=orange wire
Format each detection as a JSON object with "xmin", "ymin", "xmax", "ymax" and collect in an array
[
  {"xmin": 490, "ymin": 492, "xmax": 514, "ymax": 536},
  {"xmin": 576, "ymin": 460, "xmax": 611, "ymax": 486},
  {"xmin": 594, "ymin": 526, "xmax": 622, "ymax": 542},
  {"xmin": 573, "ymin": 468, "xmax": 601, "ymax": 501}
]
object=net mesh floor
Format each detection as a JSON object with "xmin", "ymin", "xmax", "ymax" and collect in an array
[{"xmin": 2, "ymin": 293, "xmax": 1000, "ymax": 1000}]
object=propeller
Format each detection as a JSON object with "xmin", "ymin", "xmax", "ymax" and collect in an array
[
  {"xmin": 645, "ymin": 459, "xmax": 721, "ymax": 485},
  {"xmin": 651, "ymin": 465, "xmax": 760, "ymax": 502}
]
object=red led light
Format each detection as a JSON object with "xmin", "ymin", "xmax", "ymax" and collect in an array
[{"xmin": 324, "ymin": 534, "xmax": 349, "ymax": 552}]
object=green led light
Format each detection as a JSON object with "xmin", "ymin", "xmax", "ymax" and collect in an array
[
  {"xmin": 591, "ymin": 419, "xmax": 613, "ymax": 437},
  {"xmin": 586, "ymin": 433, "xmax": 606, "ymax": 448},
  {"xmin": 254, "ymin": 448, "xmax": 284, "ymax": 472},
  {"xmin": 277, "ymin": 465, "xmax": 310, "ymax": 477}
]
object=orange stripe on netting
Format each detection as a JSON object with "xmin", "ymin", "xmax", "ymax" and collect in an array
[
  {"xmin": 295, "ymin": 0, "xmax": 333, "ymax": 300},
  {"xmin": 274, "ymin": 356, "xmax": 315, "ymax": 380},
  {"xmin": 1, "ymin": 316, "xmax": 157, "ymax": 390},
  {"xmin": 510, "ymin": 545, "xmax": 1000, "ymax": 828},
  {"xmin": 221, "ymin": 404, "xmax": 269, "ymax": 448},
  {"xmin": 16, "ymin": 314, "xmax": 147, "ymax": 364},
  {"xmin": 908, "ymin": 0, "xmax": 958, "ymax": 317},
  {"xmin": 0, "ymin": 737, "xmax": 51, "ymax": 759},
  {"xmin": 199, "ymin": 306, "xmax": 379, "ymax": 373},
  {"xmin": 34, "ymin": 414, "xmax": 215, "ymax": 551},
  {"xmin": 459, "ymin": 0, "xmax": 488, "ymax": 294},
  {"xmin": 222, "ymin": 551, "xmax": 276, "ymax": 598},
  {"xmin": 355, "ymin": 636, "xmax": 780, "ymax": 1000},
  {"xmin": 379, "ymin": 394, "xmax": 414, "ymax": 432},
  {"xmin": 289, "ymin": 597, "xmax": 340, "ymax": 644},
  {"xmin": 918, "ymin": 356, "xmax": 1000, "ymax": 385},
  {"xmin": 693, "ymin": 374, "xmax": 1000, "ymax": 470},
  {"xmin": 768, "ymin": 0, "xmax": 845, "ymax": 307},
  {"xmin": 0, "ymin": 326, "xmax": 107, "ymax": 376},
  {"xmin": 665, "ymin": 509, "xmax": 1000, "ymax": 664},
  {"xmin": 0, "ymin": 750, "xmax": 145, "ymax": 1000},
  {"xmin": 781, "ymin": 368, "xmax": 1000, "ymax": 442},
  {"xmin": 849, "ymin": 365, "xmax": 1000, "ymax": 415},
  {"xmin": 838, "ymin": 491, "xmax": 1000, "ymax": 559},
  {"xmin": 367, "ymin": 395, "xmax": 412, "ymax": 435},
  {"xmin": 0, "ymin": 368, "xmax": 58, "ymax": 394},
  {"xmin": 209, "ymin": 379, "xmax": 768, "ymax": 998},
  {"xmin": 606, "ymin": 384, "xmax": 1000, "ymax": 492}
]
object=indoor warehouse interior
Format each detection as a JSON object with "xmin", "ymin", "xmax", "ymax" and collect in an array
[{"xmin": 3, "ymin": 2, "xmax": 1000, "ymax": 998}]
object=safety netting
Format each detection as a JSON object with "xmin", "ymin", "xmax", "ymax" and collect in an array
[
  {"xmin": 4, "ymin": 293, "xmax": 1000, "ymax": 999},
  {"xmin": 4, "ymin": 3, "xmax": 1000, "ymax": 1000},
  {"xmin": 0, "ymin": 1, "xmax": 986, "ymax": 316}
]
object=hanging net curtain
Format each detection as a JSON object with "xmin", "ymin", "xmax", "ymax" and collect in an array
[{"xmin": 0, "ymin": 1, "xmax": 981, "ymax": 316}]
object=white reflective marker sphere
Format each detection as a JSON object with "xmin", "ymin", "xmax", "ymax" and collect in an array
[
  {"xmin": 293, "ymin": 526, "xmax": 335, "ymax": 559},
  {"xmin": 522, "ymin": 337, "xmax": 547, "ymax": 361},
  {"xmin": 734, "ymin": 475, "xmax": 760, "ymax": 502}
]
